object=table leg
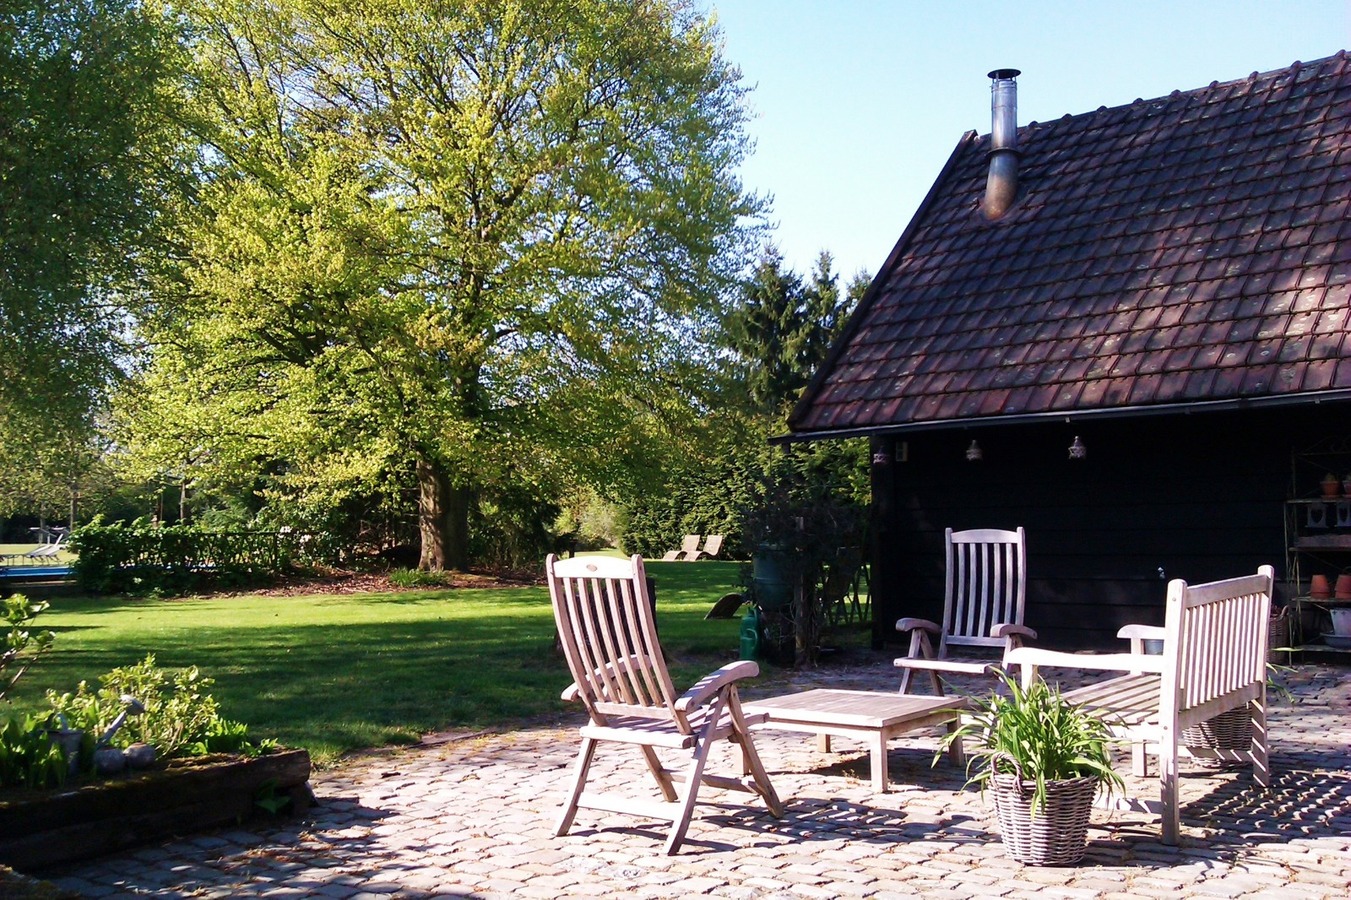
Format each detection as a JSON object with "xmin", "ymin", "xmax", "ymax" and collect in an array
[
  {"xmin": 816, "ymin": 733, "xmax": 832, "ymax": 753},
  {"xmin": 871, "ymin": 733, "xmax": 889, "ymax": 793}
]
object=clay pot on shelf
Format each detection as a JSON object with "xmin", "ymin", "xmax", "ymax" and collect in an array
[
  {"xmin": 1337, "ymin": 573, "xmax": 1351, "ymax": 601},
  {"xmin": 1322, "ymin": 473, "xmax": 1341, "ymax": 498},
  {"xmin": 1309, "ymin": 574, "xmax": 1332, "ymax": 599}
]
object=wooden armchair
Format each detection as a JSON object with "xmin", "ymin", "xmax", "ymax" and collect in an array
[
  {"xmin": 547, "ymin": 554, "xmax": 782, "ymax": 854},
  {"xmin": 894, "ymin": 527, "xmax": 1036, "ymax": 695}
]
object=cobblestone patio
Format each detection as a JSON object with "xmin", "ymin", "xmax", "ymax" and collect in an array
[{"xmin": 46, "ymin": 656, "xmax": 1351, "ymax": 899}]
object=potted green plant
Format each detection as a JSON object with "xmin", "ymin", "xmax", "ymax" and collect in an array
[{"xmin": 938, "ymin": 672, "xmax": 1122, "ymax": 865}]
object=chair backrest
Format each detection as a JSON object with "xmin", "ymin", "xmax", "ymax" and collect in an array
[
  {"xmin": 1163, "ymin": 565, "xmax": 1273, "ymax": 726},
  {"xmin": 701, "ymin": 535, "xmax": 724, "ymax": 557},
  {"xmin": 680, "ymin": 534, "xmax": 701, "ymax": 553},
  {"xmin": 547, "ymin": 554, "xmax": 679, "ymax": 726},
  {"xmin": 941, "ymin": 526, "xmax": 1026, "ymax": 652}
]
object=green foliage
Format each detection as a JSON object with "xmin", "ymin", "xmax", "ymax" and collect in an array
[
  {"xmin": 2, "ymin": 595, "xmax": 55, "ymax": 701},
  {"xmin": 388, "ymin": 569, "xmax": 455, "ymax": 589},
  {"xmin": 722, "ymin": 249, "xmax": 867, "ymax": 416},
  {"xmin": 46, "ymin": 655, "xmax": 222, "ymax": 760},
  {"xmin": 0, "ymin": 711, "xmax": 69, "ymax": 790},
  {"xmin": 70, "ymin": 519, "xmax": 337, "ymax": 594},
  {"xmin": 189, "ymin": 718, "xmax": 278, "ymax": 758},
  {"xmin": 938, "ymin": 672, "xmax": 1124, "ymax": 816},
  {"xmin": 121, "ymin": 0, "xmax": 762, "ymax": 571},
  {"xmin": 0, "ymin": 0, "xmax": 182, "ymax": 505}
]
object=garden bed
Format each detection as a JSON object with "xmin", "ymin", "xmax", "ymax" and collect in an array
[{"xmin": 0, "ymin": 748, "xmax": 311, "ymax": 872}]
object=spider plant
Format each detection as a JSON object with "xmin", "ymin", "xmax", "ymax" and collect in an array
[{"xmin": 937, "ymin": 670, "xmax": 1124, "ymax": 815}]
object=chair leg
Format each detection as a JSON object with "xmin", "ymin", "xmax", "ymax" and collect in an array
[
  {"xmin": 639, "ymin": 745, "xmax": 678, "ymax": 802},
  {"xmin": 556, "ymin": 737, "xmax": 597, "ymax": 837},
  {"xmin": 728, "ymin": 695, "xmax": 783, "ymax": 817},
  {"xmin": 899, "ymin": 667, "xmax": 914, "ymax": 695},
  {"xmin": 1131, "ymin": 740, "xmax": 1149, "ymax": 777},
  {"xmin": 663, "ymin": 726, "xmax": 717, "ymax": 854},
  {"xmin": 1159, "ymin": 740, "xmax": 1180, "ymax": 845},
  {"xmin": 1250, "ymin": 695, "xmax": 1270, "ymax": 789}
]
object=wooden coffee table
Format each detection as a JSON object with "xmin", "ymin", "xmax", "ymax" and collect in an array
[{"xmin": 743, "ymin": 689, "xmax": 967, "ymax": 793}]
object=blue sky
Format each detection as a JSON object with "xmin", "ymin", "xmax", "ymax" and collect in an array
[{"xmin": 707, "ymin": 0, "xmax": 1351, "ymax": 281}]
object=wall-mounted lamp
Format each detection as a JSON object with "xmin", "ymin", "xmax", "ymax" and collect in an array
[
  {"xmin": 965, "ymin": 439, "xmax": 983, "ymax": 462},
  {"xmin": 1068, "ymin": 435, "xmax": 1087, "ymax": 460}
]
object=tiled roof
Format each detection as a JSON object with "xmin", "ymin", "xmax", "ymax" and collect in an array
[{"xmin": 790, "ymin": 52, "xmax": 1351, "ymax": 436}]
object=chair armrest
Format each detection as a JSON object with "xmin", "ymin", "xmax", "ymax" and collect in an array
[
  {"xmin": 561, "ymin": 682, "xmax": 581, "ymax": 702},
  {"xmin": 674, "ymin": 660, "xmax": 760, "ymax": 712},
  {"xmin": 1117, "ymin": 624, "xmax": 1166, "ymax": 641},
  {"xmin": 991, "ymin": 623, "xmax": 1037, "ymax": 640},
  {"xmin": 896, "ymin": 617, "xmax": 941, "ymax": 634},
  {"xmin": 1005, "ymin": 646, "xmax": 1167, "ymax": 674}
]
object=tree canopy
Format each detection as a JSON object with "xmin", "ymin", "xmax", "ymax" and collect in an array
[
  {"xmin": 0, "ymin": 0, "xmax": 178, "ymax": 516},
  {"xmin": 124, "ymin": 0, "xmax": 762, "ymax": 568}
]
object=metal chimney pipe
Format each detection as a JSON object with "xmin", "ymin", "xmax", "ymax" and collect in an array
[{"xmin": 984, "ymin": 68, "xmax": 1021, "ymax": 220}]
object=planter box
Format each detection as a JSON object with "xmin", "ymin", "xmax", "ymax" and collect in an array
[{"xmin": 0, "ymin": 748, "xmax": 311, "ymax": 872}]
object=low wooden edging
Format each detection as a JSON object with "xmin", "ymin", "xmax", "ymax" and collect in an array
[{"xmin": 0, "ymin": 748, "xmax": 311, "ymax": 872}]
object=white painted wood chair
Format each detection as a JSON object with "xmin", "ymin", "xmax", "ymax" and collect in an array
[
  {"xmin": 1006, "ymin": 565, "xmax": 1274, "ymax": 844},
  {"xmin": 894, "ymin": 526, "xmax": 1036, "ymax": 695},
  {"xmin": 547, "ymin": 553, "xmax": 782, "ymax": 854},
  {"xmin": 661, "ymin": 534, "xmax": 700, "ymax": 561}
]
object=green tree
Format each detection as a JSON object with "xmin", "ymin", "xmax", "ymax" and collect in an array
[
  {"xmin": 723, "ymin": 249, "xmax": 865, "ymax": 416},
  {"xmin": 0, "ymin": 0, "xmax": 179, "ymax": 517},
  {"xmin": 129, "ymin": 0, "xmax": 760, "ymax": 570}
]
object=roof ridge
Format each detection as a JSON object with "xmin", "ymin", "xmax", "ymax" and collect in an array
[{"xmin": 996, "ymin": 51, "xmax": 1350, "ymax": 142}]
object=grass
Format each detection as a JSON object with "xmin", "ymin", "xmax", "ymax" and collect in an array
[{"xmin": 6, "ymin": 560, "xmax": 758, "ymax": 766}]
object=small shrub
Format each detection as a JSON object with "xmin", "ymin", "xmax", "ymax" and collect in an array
[
  {"xmin": 2, "ymin": 594, "xmax": 55, "ymax": 701},
  {"xmin": 389, "ymin": 568, "xmax": 455, "ymax": 588},
  {"xmin": 47, "ymin": 655, "xmax": 221, "ymax": 760},
  {"xmin": 0, "ymin": 711, "xmax": 69, "ymax": 789}
]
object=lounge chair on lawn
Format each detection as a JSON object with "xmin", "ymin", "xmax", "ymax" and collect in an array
[
  {"xmin": 683, "ymin": 534, "xmax": 724, "ymax": 561},
  {"xmin": 661, "ymin": 534, "xmax": 700, "ymax": 561}
]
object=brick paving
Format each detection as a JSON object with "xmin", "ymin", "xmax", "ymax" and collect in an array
[{"xmin": 45, "ymin": 658, "xmax": 1351, "ymax": 899}]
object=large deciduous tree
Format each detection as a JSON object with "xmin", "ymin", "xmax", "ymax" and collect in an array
[
  {"xmin": 133, "ymin": 0, "xmax": 760, "ymax": 569},
  {"xmin": 0, "ymin": 0, "xmax": 178, "ymax": 516}
]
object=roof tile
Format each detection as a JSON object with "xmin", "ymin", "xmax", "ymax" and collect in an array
[{"xmin": 792, "ymin": 53, "xmax": 1351, "ymax": 434}]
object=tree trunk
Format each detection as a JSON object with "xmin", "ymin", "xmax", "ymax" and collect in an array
[{"xmin": 416, "ymin": 456, "xmax": 471, "ymax": 571}]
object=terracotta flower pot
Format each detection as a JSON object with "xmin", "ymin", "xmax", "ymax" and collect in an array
[
  {"xmin": 1322, "ymin": 474, "xmax": 1341, "ymax": 498},
  {"xmin": 1336, "ymin": 573, "xmax": 1351, "ymax": 600},
  {"xmin": 1310, "ymin": 574, "xmax": 1331, "ymax": 599}
]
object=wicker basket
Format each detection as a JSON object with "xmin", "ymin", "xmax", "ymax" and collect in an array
[
  {"xmin": 1182, "ymin": 704, "xmax": 1253, "ymax": 769},
  {"xmin": 989, "ymin": 771, "xmax": 1097, "ymax": 866}
]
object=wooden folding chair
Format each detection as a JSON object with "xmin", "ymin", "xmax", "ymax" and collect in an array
[
  {"xmin": 894, "ymin": 526, "xmax": 1036, "ymax": 695},
  {"xmin": 547, "ymin": 554, "xmax": 782, "ymax": 854}
]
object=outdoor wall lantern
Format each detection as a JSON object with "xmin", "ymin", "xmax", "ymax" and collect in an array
[
  {"xmin": 1068, "ymin": 435, "xmax": 1087, "ymax": 460},
  {"xmin": 965, "ymin": 439, "xmax": 983, "ymax": 462}
]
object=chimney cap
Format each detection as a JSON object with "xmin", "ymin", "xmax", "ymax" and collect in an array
[{"xmin": 988, "ymin": 68, "xmax": 1021, "ymax": 80}]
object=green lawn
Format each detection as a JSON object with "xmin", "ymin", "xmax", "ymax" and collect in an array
[{"xmin": 7, "ymin": 560, "xmax": 759, "ymax": 766}]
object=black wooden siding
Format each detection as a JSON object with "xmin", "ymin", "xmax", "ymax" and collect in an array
[{"xmin": 868, "ymin": 406, "xmax": 1339, "ymax": 650}]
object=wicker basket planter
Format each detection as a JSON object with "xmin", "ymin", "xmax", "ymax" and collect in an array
[
  {"xmin": 990, "ymin": 772, "xmax": 1097, "ymax": 866},
  {"xmin": 1182, "ymin": 704, "xmax": 1253, "ymax": 769}
]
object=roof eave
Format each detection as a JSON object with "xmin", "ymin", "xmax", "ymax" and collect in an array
[{"xmin": 773, "ymin": 389, "xmax": 1351, "ymax": 444}]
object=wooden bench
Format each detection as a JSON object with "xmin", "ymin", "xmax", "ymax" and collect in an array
[
  {"xmin": 1005, "ymin": 565, "xmax": 1274, "ymax": 844},
  {"xmin": 743, "ymin": 689, "xmax": 966, "ymax": 793}
]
